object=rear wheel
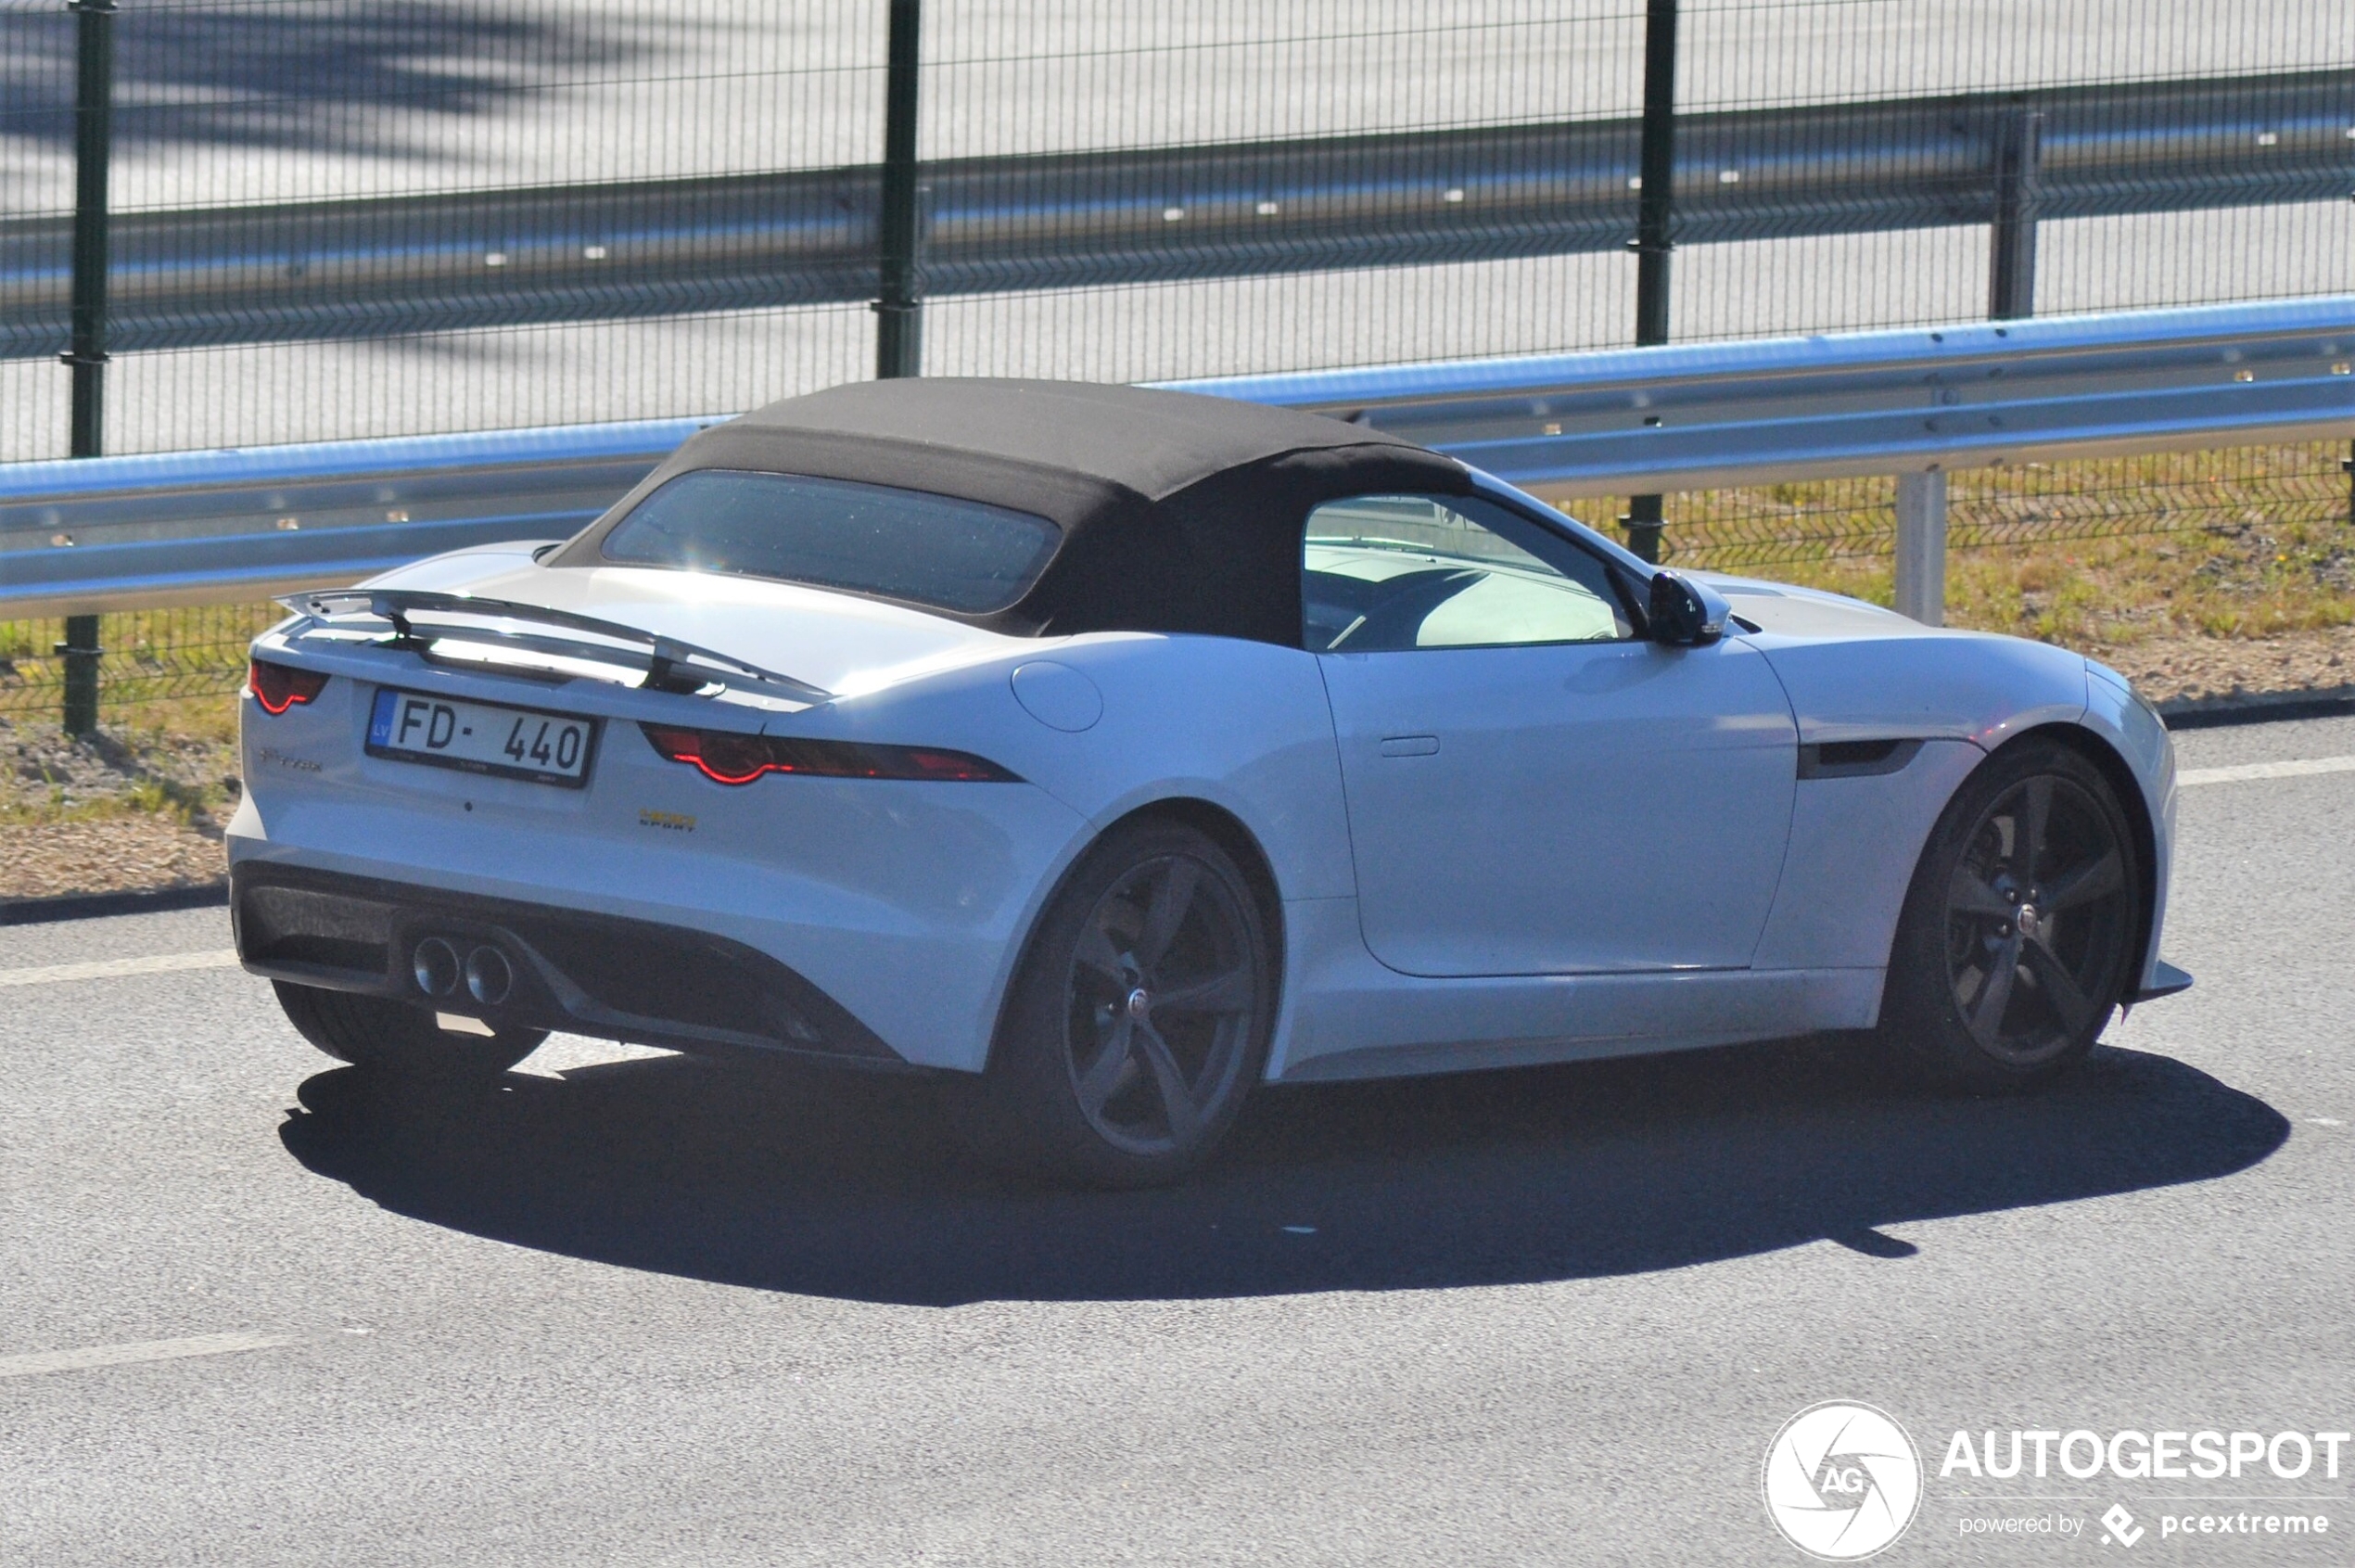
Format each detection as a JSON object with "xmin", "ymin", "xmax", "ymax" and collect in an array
[
  {"xmin": 945, "ymin": 819, "xmax": 1274, "ymax": 1188},
  {"xmin": 1883, "ymin": 739, "xmax": 2142, "ymax": 1089},
  {"xmin": 274, "ymin": 981, "xmax": 544, "ymax": 1078}
]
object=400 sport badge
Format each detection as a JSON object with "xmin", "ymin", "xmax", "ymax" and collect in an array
[{"xmin": 1764, "ymin": 1401, "xmax": 1923, "ymax": 1559}]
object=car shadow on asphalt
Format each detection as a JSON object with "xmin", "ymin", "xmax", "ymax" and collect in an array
[{"xmin": 277, "ymin": 1035, "xmax": 2287, "ymax": 1307}]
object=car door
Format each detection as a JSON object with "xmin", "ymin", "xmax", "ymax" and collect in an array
[{"xmin": 1307, "ymin": 492, "xmax": 1798, "ymax": 977}]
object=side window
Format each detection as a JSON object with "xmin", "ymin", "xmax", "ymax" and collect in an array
[{"xmin": 1303, "ymin": 493, "xmax": 1636, "ymax": 652}]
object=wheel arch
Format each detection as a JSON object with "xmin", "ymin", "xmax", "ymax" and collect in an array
[{"xmin": 980, "ymin": 794, "xmax": 1289, "ymax": 1074}]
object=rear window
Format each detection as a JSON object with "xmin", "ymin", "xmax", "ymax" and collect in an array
[{"xmin": 599, "ymin": 469, "xmax": 1062, "ymax": 615}]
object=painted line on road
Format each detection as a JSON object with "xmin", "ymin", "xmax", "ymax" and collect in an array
[
  {"xmin": 0, "ymin": 949, "xmax": 241, "ymax": 988},
  {"xmin": 2178, "ymin": 754, "xmax": 2355, "ymax": 788},
  {"xmin": 0, "ymin": 1332, "xmax": 299, "ymax": 1381}
]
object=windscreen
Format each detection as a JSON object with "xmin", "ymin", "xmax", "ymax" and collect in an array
[{"xmin": 600, "ymin": 469, "xmax": 1062, "ymax": 615}]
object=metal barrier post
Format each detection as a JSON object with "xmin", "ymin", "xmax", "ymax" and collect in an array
[
  {"xmin": 58, "ymin": 0, "xmax": 116, "ymax": 736},
  {"xmin": 1894, "ymin": 471, "xmax": 1948, "ymax": 625},
  {"xmin": 873, "ymin": 0, "xmax": 923, "ymax": 379},
  {"xmin": 1989, "ymin": 104, "xmax": 2042, "ymax": 322},
  {"xmin": 1620, "ymin": 0, "xmax": 1676, "ymax": 565}
]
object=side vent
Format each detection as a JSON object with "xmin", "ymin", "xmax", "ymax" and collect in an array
[{"xmin": 1797, "ymin": 738, "xmax": 1924, "ymax": 780}]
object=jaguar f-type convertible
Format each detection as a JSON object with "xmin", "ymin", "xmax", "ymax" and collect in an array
[{"xmin": 230, "ymin": 378, "xmax": 2188, "ymax": 1185}]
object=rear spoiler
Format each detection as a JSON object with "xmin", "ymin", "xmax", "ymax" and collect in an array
[{"xmin": 281, "ymin": 588, "xmax": 834, "ymax": 707}]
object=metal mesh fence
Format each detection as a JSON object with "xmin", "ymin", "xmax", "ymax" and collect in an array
[
  {"xmin": 1672, "ymin": 0, "xmax": 2355, "ymax": 336},
  {"xmin": 1611, "ymin": 443, "xmax": 2355, "ymax": 574},
  {"xmin": 1617, "ymin": 440, "xmax": 2355, "ymax": 649},
  {"xmin": 6, "ymin": 441, "xmax": 2346, "ymax": 727},
  {"xmin": 1, "ymin": 0, "xmax": 890, "ymax": 458},
  {"xmin": 0, "ymin": 601, "xmax": 279, "ymax": 726},
  {"xmin": 2, "ymin": 2, "xmax": 2349, "ymax": 461}
]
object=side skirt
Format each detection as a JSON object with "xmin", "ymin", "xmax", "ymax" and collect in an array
[{"xmin": 1268, "ymin": 897, "xmax": 1883, "ymax": 1083}]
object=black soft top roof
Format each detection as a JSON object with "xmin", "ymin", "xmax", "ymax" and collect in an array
[{"xmin": 554, "ymin": 377, "xmax": 1470, "ymax": 644}]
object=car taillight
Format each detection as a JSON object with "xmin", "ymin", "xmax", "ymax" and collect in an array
[
  {"xmin": 248, "ymin": 659, "xmax": 330, "ymax": 714},
  {"xmin": 639, "ymin": 724, "xmax": 1021, "ymax": 785}
]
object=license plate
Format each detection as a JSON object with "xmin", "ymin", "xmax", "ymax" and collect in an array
[{"xmin": 367, "ymin": 688, "xmax": 600, "ymax": 787}]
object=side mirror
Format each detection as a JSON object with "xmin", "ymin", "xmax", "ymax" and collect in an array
[{"xmin": 1648, "ymin": 570, "xmax": 1731, "ymax": 646}]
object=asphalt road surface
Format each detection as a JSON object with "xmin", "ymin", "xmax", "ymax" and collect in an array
[{"xmin": 4, "ymin": 712, "xmax": 2351, "ymax": 1565}]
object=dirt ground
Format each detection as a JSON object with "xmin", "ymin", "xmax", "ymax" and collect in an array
[
  {"xmin": 1, "ymin": 716, "xmax": 239, "ymax": 905},
  {"xmin": 0, "ymin": 814, "xmax": 227, "ymax": 903},
  {"xmin": 2090, "ymin": 620, "xmax": 2355, "ymax": 704}
]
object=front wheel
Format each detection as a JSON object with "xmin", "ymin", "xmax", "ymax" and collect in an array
[
  {"xmin": 1882, "ymin": 739, "xmax": 2143, "ymax": 1090},
  {"xmin": 274, "ymin": 981, "xmax": 545, "ymax": 1079},
  {"xmin": 944, "ymin": 819, "xmax": 1275, "ymax": 1188}
]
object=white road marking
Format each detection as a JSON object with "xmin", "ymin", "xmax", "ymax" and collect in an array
[
  {"xmin": 2178, "ymin": 754, "xmax": 2355, "ymax": 788},
  {"xmin": 0, "ymin": 1331, "xmax": 299, "ymax": 1381},
  {"xmin": 0, "ymin": 949, "xmax": 242, "ymax": 988}
]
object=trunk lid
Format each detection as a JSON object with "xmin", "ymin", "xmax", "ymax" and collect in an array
[{"xmin": 363, "ymin": 550, "xmax": 1023, "ymax": 699}]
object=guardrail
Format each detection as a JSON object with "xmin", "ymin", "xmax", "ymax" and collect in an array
[
  {"xmin": 0, "ymin": 417, "xmax": 717, "ymax": 619},
  {"xmin": 1165, "ymin": 295, "xmax": 2355, "ymax": 493},
  {"xmin": 6, "ymin": 295, "xmax": 2350, "ymax": 633},
  {"xmin": 3, "ymin": 69, "xmax": 2349, "ymax": 356},
  {"xmin": 1177, "ymin": 294, "xmax": 2354, "ymax": 621}
]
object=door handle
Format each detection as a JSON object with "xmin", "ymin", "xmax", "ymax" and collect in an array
[{"xmin": 1378, "ymin": 734, "xmax": 1440, "ymax": 758}]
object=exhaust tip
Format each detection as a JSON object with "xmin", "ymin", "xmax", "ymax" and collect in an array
[
  {"xmin": 412, "ymin": 937, "xmax": 460, "ymax": 999},
  {"xmin": 465, "ymin": 945, "xmax": 514, "ymax": 1007}
]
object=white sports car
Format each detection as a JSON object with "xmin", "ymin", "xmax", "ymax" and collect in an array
[{"xmin": 230, "ymin": 378, "xmax": 2189, "ymax": 1186}]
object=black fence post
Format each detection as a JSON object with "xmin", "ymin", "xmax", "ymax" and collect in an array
[
  {"xmin": 873, "ymin": 0, "xmax": 923, "ymax": 379},
  {"xmin": 58, "ymin": 0, "xmax": 116, "ymax": 737},
  {"xmin": 1621, "ymin": 0, "xmax": 1676, "ymax": 565},
  {"xmin": 1989, "ymin": 102, "xmax": 2042, "ymax": 321}
]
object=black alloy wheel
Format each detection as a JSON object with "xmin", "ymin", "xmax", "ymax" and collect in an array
[
  {"xmin": 1065, "ymin": 849, "xmax": 1261, "ymax": 1157},
  {"xmin": 1886, "ymin": 739, "xmax": 2142, "ymax": 1088},
  {"xmin": 946, "ymin": 819, "xmax": 1274, "ymax": 1187}
]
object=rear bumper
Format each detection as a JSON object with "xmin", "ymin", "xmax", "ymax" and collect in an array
[
  {"xmin": 2127, "ymin": 958, "xmax": 2194, "ymax": 1007},
  {"xmin": 232, "ymin": 860, "xmax": 910, "ymax": 1068}
]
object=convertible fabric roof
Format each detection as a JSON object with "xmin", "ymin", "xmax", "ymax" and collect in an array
[{"xmin": 555, "ymin": 377, "xmax": 1470, "ymax": 644}]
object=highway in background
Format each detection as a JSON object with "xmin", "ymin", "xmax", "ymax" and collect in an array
[
  {"xmin": 2, "ymin": 1, "xmax": 2348, "ymax": 458},
  {"xmin": 2, "ymin": 711, "xmax": 2349, "ymax": 1563}
]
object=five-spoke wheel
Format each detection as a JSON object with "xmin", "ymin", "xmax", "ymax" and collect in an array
[
  {"xmin": 1065, "ymin": 850, "xmax": 1261, "ymax": 1157},
  {"xmin": 946, "ymin": 818, "xmax": 1274, "ymax": 1186},
  {"xmin": 1886, "ymin": 739, "xmax": 2142, "ymax": 1087}
]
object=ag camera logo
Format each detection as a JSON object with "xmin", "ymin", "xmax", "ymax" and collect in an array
[{"xmin": 1763, "ymin": 1401, "xmax": 1923, "ymax": 1560}]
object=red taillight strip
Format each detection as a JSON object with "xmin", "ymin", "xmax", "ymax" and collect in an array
[
  {"xmin": 640, "ymin": 724, "xmax": 1022, "ymax": 785},
  {"xmin": 248, "ymin": 658, "xmax": 330, "ymax": 714}
]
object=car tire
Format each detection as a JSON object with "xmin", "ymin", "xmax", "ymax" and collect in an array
[
  {"xmin": 273, "ymin": 980, "xmax": 545, "ymax": 1078},
  {"xmin": 944, "ymin": 819, "xmax": 1276, "ymax": 1189},
  {"xmin": 1882, "ymin": 737, "xmax": 2143, "ymax": 1090}
]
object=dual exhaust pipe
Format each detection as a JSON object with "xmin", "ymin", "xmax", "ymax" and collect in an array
[{"xmin": 411, "ymin": 936, "xmax": 515, "ymax": 1007}]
